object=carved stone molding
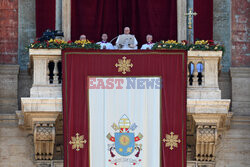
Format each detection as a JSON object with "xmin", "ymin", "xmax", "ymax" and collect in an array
[
  {"xmin": 34, "ymin": 122, "xmax": 56, "ymax": 160},
  {"xmin": 19, "ymin": 97, "xmax": 61, "ymax": 161},
  {"xmin": 192, "ymin": 113, "xmax": 232, "ymax": 162},
  {"xmin": 196, "ymin": 125, "xmax": 216, "ymax": 161}
]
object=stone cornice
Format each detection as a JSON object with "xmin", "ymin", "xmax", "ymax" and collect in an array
[
  {"xmin": 230, "ymin": 67, "xmax": 250, "ymax": 78},
  {"xmin": 188, "ymin": 50, "xmax": 223, "ymax": 57},
  {"xmin": 0, "ymin": 64, "xmax": 19, "ymax": 75},
  {"xmin": 187, "ymin": 99, "xmax": 231, "ymax": 114},
  {"xmin": 29, "ymin": 49, "xmax": 61, "ymax": 56}
]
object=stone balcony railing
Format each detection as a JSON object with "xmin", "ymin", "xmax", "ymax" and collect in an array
[
  {"xmin": 17, "ymin": 49, "xmax": 231, "ymax": 166},
  {"xmin": 187, "ymin": 51, "xmax": 222, "ymax": 99},
  {"xmin": 29, "ymin": 49, "xmax": 62, "ymax": 98}
]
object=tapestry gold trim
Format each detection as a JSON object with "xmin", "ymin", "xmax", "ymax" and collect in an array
[
  {"xmin": 163, "ymin": 132, "xmax": 181, "ymax": 150},
  {"xmin": 69, "ymin": 133, "xmax": 87, "ymax": 151},
  {"xmin": 115, "ymin": 56, "xmax": 133, "ymax": 74}
]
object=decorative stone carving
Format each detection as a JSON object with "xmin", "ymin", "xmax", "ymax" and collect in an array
[
  {"xmin": 34, "ymin": 123, "xmax": 56, "ymax": 160},
  {"xmin": 191, "ymin": 113, "xmax": 232, "ymax": 163},
  {"xmin": 196, "ymin": 125, "xmax": 216, "ymax": 161}
]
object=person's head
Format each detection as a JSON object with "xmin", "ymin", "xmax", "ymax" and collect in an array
[
  {"xmin": 80, "ymin": 34, "xmax": 86, "ymax": 40},
  {"xmin": 124, "ymin": 27, "xmax": 130, "ymax": 35},
  {"xmin": 101, "ymin": 33, "xmax": 108, "ymax": 41},
  {"xmin": 146, "ymin": 34, "xmax": 153, "ymax": 43}
]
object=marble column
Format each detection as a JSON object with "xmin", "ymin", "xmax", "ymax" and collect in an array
[
  {"xmin": 56, "ymin": 0, "xmax": 62, "ymax": 31},
  {"xmin": 177, "ymin": 0, "xmax": 187, "ymax": 42},
  {"xmin": 62, "ymin": 0, "xmax": 71, "ymax": 41}
]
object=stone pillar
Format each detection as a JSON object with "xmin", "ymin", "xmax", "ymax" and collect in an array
[
  {"xmin": 62, "ymin": 0, "xmax": 71, "ymax": 41},
  {"xmin": 0, "ymin": 65, "xmax": 19, "ymax": 114},
  {"xmin": 177, "ymin": 0, "xmax": 187, "ymax": 42},
  {"xmin": 18, "ymin": 0, "xmax": 36, "ymax": 70},
  {"xmin": 213, "ymin": 0, "xmax": 231, "ymax": 72},
  {"xmin": 56, "ymin": 0, "xmax": 62, "ymax": 30},
  {"xmin": 231, "ymin": 67, "xmax": 250, "ymax": 116}
]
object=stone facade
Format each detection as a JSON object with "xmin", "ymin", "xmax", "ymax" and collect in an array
[
  {"xmin": 0, "ymin": 0, "xmax": 250, "ymax": 167},
  {"xmin": 231, "ymin": 67, "xmax": 250, "ymax": 116}
]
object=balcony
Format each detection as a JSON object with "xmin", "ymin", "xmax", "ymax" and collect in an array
[{"xmin": 17, "ymin": 49, "xmax": 231, "ymax": 166}]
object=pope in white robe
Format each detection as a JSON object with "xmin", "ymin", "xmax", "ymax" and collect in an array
[
  {"xmin": 116, "ymin": 27, "xmax": 138, "ymax": 50},
  {"xmin": 141, "ymin": 34, "xmax": 155, "ymax": 50},
  {"xmin": 96, "ymin": 33, "xmax": 115, "ymax": 50}
]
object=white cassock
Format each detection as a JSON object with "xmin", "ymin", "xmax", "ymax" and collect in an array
[
  {"xmin": 96, "ymin": 41, "xmax": 115, "ymax": 50},
  {"xmin": 115, "ymin": 34, "xmax": 138, "ymax": 50},
  {"xmin": 140, "ymin": 43, "xmax": 155, "ymax": 50}
]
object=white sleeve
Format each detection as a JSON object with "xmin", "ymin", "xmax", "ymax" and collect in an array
[
  {"xmin": 107, "ymin": 43, "xmax": 115, "ymax": 49},
  {"xmin": 141, "ymin": 44, "xmax": 146, "ymax": 50},
  {"xmin": 134, "ymin": 36, "xmax": 138, "ymax": 46}
]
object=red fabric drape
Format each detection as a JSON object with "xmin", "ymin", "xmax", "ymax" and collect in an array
[
  {"xmin": 62, "ymin": 50, "xmax": 186, "ymax": 167},
  {"xmin": 194, "ymin": 0, "xmax": 213, "ymax": 40},
  {"xmin": 36, "ymin": 0, "xmax": 56, "ymax": 37},
  {"xmin": 71, "ymin": 0, "xmax": 177, "ymax": 45}
]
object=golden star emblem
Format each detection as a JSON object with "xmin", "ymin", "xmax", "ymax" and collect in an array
[
  {"xmin": 69, "ymin": 133, "xmax": 87, "ymax": 151},
  {"xmin": 115, "ymin": 56, "xmax": 133, "ymax": 74},
  {"xmin": 163, "ymin": 132, "xmax": 181, "ymax": 150}
]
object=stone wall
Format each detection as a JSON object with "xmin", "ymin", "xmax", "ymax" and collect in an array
[
  {"xmin": 0, "ymin": 0, "xmax": 18, "ymax": 64},
  {"xmin": 231, "ymin": 0, "xmax": 250, "ymax": 67},
  {"xmin": 215, "ymin": 116, "xmax": 250, "ymax": 167},
  {"xmin": 0, "ymin": 115, "xmax": 35, "ymax": 167},
  {"xmin": 0, "ymin": 65, "xmax": 19, "ymax": 114}
]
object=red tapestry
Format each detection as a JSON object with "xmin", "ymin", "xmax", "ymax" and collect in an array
[
  {"xmin": 71, "ymin": 0, "xmax": 177, "ymax": 45},
  {"xmin": 36, "ymin": 0, "xmax": 56, "ymax": 38},
  {"xmin": 194, "ymin": 0, "xmax": 213, "ymax": 40},
  {"xmin": 62, "ymin": 50, "xmax": 186, "ymax": 167}
]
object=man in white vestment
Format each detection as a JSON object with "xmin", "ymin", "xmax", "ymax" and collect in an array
[
  {"xmin": 96, "ymin": 33, "xmax": 115, "ymax": 49},
  {"xmin": 115, "ymin": 27, "xmax": 138, "ymax": 50},
  {"xmin": 141, "ymin": 34, "xmax": 155, "ymax": 50},
  {"xmin": 79, "ymin": 34, "xmax": 87, "ymax": 40}
]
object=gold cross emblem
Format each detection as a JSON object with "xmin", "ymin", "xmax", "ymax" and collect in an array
[
  {"xmin": 69, "ymin": 133, "xmax": 87, "ymax": 151},
  {"xmin": 115, "ymin": 56, "xmax": 133, "ymax": 74},
  {"xmin": 163, "ymin": 132, "xmax": 181, "ymax": 150}
]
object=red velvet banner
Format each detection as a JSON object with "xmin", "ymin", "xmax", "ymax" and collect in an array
[
  {"xmin": 62, "ymin": 50, "xmax": 186, "ymax": 167},
  {"xmin": 36, "ymin": 0, "xmax": 56, "ymax": 37},
  {"xmin": 194, "ymin": 0, "xmax": 213, "ymax": 40},
  {"xmin": 71, "ymin": 0, "xmax": 177, "ymax": 45}
]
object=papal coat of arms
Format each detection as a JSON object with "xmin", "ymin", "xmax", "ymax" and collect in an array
[{"xmin": 106, "ymin": 115, "xmax": 143, "ymax": 166}]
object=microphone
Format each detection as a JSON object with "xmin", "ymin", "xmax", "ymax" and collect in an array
[{"xmin": 110, "ymin": 36, "xmax": 119, "ymax": 44}]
